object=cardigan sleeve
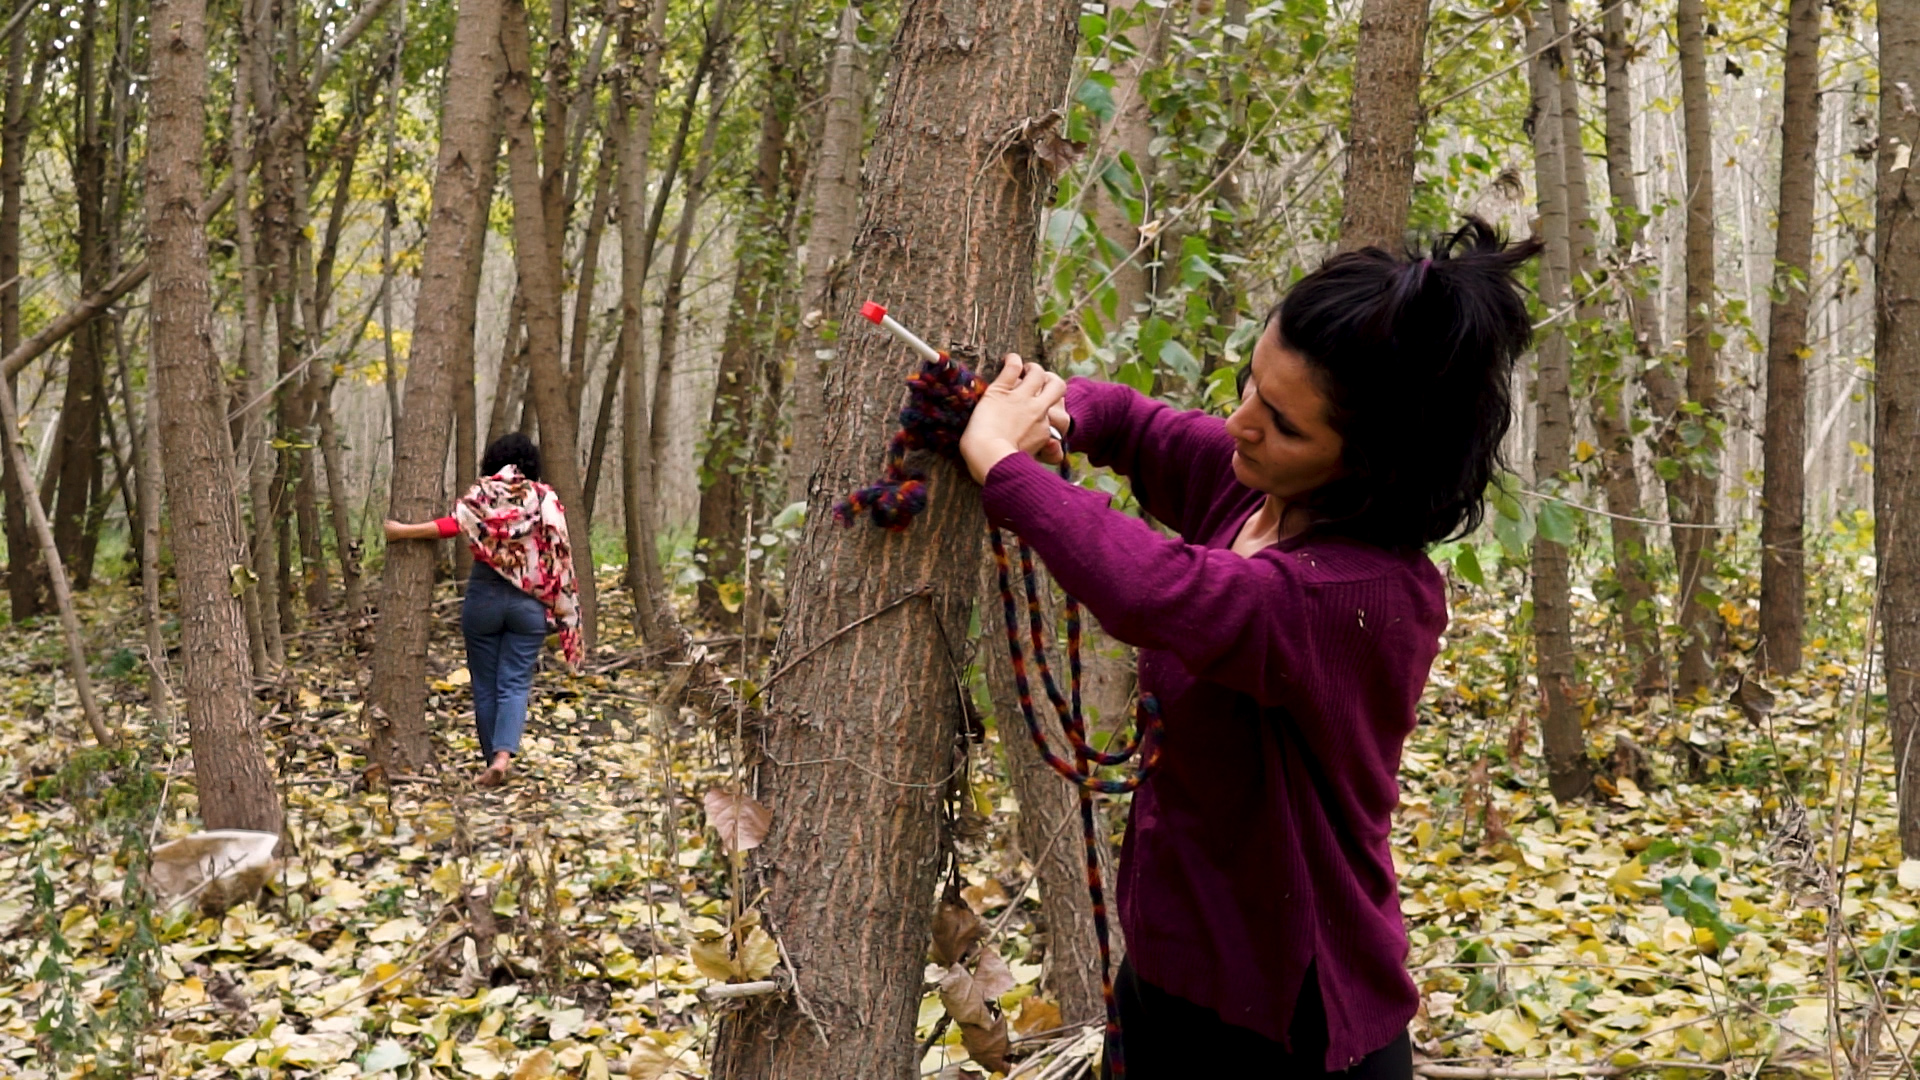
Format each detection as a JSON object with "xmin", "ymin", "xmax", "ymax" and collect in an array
[
  {"xmin": 1063, "ymin": 378, "xmax": 1240, "ymax": 542},
  {"xmin": 982, "ymin": 452, "xmax": 1442, "ymax": 716}
]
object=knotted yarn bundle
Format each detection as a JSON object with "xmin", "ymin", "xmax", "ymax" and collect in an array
[{"xmin": 831, "ymin": 351, "xmax": 987, "ymax": 530}]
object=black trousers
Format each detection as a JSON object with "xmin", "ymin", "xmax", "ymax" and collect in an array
[{"xmin": 1101, "ymin": 960, "xmax": 1414, "ymax": 1079}]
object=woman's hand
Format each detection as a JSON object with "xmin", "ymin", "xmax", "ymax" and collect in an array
[{"xmin": 959, "ymin": 353, "xmax": 1067, "ymax": 484}]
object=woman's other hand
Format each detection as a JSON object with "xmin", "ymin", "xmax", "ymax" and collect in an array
[{"xmin": 959, "ymin": 353, "xmax": 1067, "ymax": 483}]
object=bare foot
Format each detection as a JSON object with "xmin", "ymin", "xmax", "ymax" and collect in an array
[{"xmin": 478, "ymin": 751, "xmax": 512, "ymax": 788}]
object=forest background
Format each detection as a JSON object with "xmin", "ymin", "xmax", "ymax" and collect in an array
[{"xmin": 1, "ymin": 0, "xmax": 1917, "ymax": 1075}]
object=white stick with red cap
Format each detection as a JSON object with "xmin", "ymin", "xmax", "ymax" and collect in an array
[{"xmin": 859, "ymin": 300, "xmax": 1062, "ymax": 444}]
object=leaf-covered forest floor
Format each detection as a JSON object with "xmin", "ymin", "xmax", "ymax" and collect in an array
[{"xmin": 2, "ymin": 520, "xmax": 1913, "ymax": 1079}]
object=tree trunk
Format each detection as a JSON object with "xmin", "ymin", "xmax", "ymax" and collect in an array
[
  {"xmin": 1542, "ymin": 0, "xmax": 1659, "ymax": 694},
  {"xmin": 696, "ymin": 19, "xmax": 797, "ymax": 621},
  {"xmin": 2, "ymin": 22, "xmax": 46, "ymax": 621},
  {"xmin": 1758, "ymin": 0, "xmax": 1819, "ymax": 675},
  {"xmin": 50, "ymin": 1, "xmax": 107, "ymax": 593},
  {"xmin": 1337, "ymin": 0, "xmax": 1430, "ymax": 251},
  {"xmin": 1672, "ymin": 0, "xmax": 1722, "ymax": 698},
  {"xmin": 365, "ymin": 0, "xmax": 505, "ymax": 776},
  {"xmin": 500, "ymin": 0, "xmax": 594, "ymax": 651},
  {"xmin": 231, "ymin": 0, "xmax": 286, "ymax": 670},
  {"xmin": 785, "ymin": 1, "xmax": 867, "ymax": 506},
  {"xmin": 1600, "ymin": 0, "xmax": 1688, "ymax": 694},
  {"xmin": 977, "ymin": 558, "xmax": 1119, "ymax": 1025},
  {"xmin": 148, "ymin": 0, "xmax": 283, "ymax": 834},
  {"xmin": 651, "ymin": 57, "xmax": 728, "ymax": 521},
  {"xmin": 612, "ymin": 1, "xmax": 680, "ymax": 648},
  {"xmin": 1875, "ymin": 0, "xmax": 1920, "ymax": 856},
  {"xmin": 710, "ymin": 0, "xmax": 1081, "ymax": 1073},
  {"xmin": 453, "ymin": 131, "xmax": 498, "ymax": 586},
  {"xmin": 1526, "ymin": 10, "xmax": 1589, "ymax": 801}
]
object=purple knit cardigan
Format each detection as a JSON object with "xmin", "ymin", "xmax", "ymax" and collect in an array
[{"xmin": 980, "ymin": 378, "xmax": 1447, "ymax": 1069}]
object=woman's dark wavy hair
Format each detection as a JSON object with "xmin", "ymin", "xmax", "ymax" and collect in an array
[
  {"xmin": 1267, "ymin": 216, "xmax": 1542, "ymax": 550},
  {"xmin": 481, "ymin": 432, "xmax": 542, "ymax": 483}
]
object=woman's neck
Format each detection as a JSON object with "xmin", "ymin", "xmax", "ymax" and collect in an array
[{"xmin": 1234, "ymin": 494, "xmax": 1306, "ymax": 555}]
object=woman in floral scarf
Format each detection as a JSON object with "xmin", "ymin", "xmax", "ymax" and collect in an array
[{"xmin": 384, "ymin": 433, "xmax": 582, "ymax": 787}]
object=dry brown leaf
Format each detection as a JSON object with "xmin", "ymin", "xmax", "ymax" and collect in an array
[
  {"xmin": 937, "ymin": 963, "xmax": 995, "ymax": 1028},
  {"xmin": 972, "ymin": 950, "xmax": 1015, "ymax": 999},
  {"xmin": 1031, "ymin": 129, "xmax": 1084, "ymax": 182},
  {"xmin": 931, "ymin": 898, "xmax": 984, "ymax": 966},
  {"xmin": 736, "ymin": 926, "xmax": 780, "ymax": 981},
  {"xmin": 703, "ymin": 787, "xmax": 773, "ymax": 854},
  {"xmin": 511, "ymin": 1049, "xmax": 556, "ymax": 1080},
  {"xmin": 689, "ymin": 939, "xmax": 738, "ymax": 983},
  {"xmin": 959, "ymin": 1016, "xmax": 1012, "ymax": 1072},
  {"xmin": 1013, "ymin": 995, "xmax": 1063, "ymax": 1038}
]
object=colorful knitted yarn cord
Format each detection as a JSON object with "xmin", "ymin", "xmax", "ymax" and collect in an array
[
  {"xmin": 991, "ymin": 525, "xmax": 1162, "ymax": 1080},
  {"xmin": 831, "ymin": 351, "xmax": 986, "ymax": 529},
  {"xmin": 837, "ymin": 351, "xmax": 1163, "ymax": 1076}
]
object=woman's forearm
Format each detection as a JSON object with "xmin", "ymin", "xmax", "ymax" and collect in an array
[{"xmin": 383, "ymin": 519, "xmax": 444, "ymax": 542}]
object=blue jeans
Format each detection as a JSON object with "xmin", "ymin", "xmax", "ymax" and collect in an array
[{"xmin": 461, "ymin": 567, "xmax": 548, "ymax": 759}]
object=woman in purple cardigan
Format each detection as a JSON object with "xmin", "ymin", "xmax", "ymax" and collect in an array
[{"xmin": 958, "ymin": 218, "xmax": 1541, "ymax": 1077}]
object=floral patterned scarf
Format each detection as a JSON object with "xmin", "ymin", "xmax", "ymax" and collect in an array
[{"xmin": 453, "ymin": 465, "xmax": 583, "ymax": 667}]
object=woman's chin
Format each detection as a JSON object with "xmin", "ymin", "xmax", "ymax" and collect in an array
[{"xmin": 1231, "ymin": 451, "xmax": 1257, "ymax": 488}]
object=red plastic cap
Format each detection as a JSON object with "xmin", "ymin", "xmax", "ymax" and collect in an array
[{"xmin": 860, "ymin": 301, "xmax": 887, "ymax": 324}]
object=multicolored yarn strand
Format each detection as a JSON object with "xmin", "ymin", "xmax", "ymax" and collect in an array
[
  {"xmin": 991, "ymin": 525, "xmax": 1162, "ymax": 1079},
  {"xmin": 831, "ymin": 351, "xmax": 987, "ymax": 530},
  {"xmin": 836, "ymin": 349, "xmax": 1162, "ymax": 1075}
]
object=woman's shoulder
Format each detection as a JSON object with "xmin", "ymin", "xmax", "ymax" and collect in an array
[{"xmin": 1258, "ymin": 533, "xmax": 1443, "ymax": 592}]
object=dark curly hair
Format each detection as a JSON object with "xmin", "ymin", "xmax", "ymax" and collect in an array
[
  {"xmin": 1260, "ymin": 216, "xmax": 1542, "ymax": 550},
  {"xmin": 481, "ymin": 432, "xmax": 542, "ymax": 483}
]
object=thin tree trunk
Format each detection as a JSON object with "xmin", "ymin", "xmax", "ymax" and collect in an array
[
  {"xmin": 2, "ymin": 23, "xmax": 46, "ymax": 621},
  {"xmin": 785, "ymin": 1, "xmax": 866, "ymax": 506},
  {"xmin": 453, "ymin": 131, "xmax": 498, "ymax": 586},
  {"xmin": 135, "ymin": 343, "xmax": 171, "ymax": 724},
  {"xmin": 1672, "ymin": 0, "xmax": 1722, "ymax": 698},
  {"xmin": 1758, "ymin": 0, "xmax": 1820, "ymax": 675},
  {"xmin": 1601, "ymin": 0, "xmax": 1687, "ymax": 694},
  {"xmin": 501, "ymin": 0, "xmax": 595, "ymax": 650},
  {"xmin": 1526, "ymin": 9, "xmax": 1589, "ymax": 801},
  {"xmin": 711, "ymin": 0, "xmax": 1082, "ymax": 1072},
  {"xmin": 0, "ymin": 368, "xmax": 110, "ymax": 744},
  {"xmin": 1875, "ymin": 0, "xmax": 1920, "ymax": 855},
  {"xmin": 232, "ymin": 0, "xmax": 285, "ymax": 670},
  {"xmin": 1337, "ymin": 0, "xmax": 1430, "ymax": 251},
  {"xmin": 50, "ymin": 0, "xmax": 107, "ymax": 592},
  {"xmin": 613, "ymin": 0, "xmax": 680, "ymax": 647},
  {"xmin": 1547, "ymin": 0, "xmax": 1659, "ymax": 693},
  {"xmin": 365, "ymin": 0, "xmax": 505, "ymax": 776},
  {"xmin": 651, "ymin": 63, "xmax": 727, "ymax": 522},
  {"xmin": 565, "ymin": 159, "xmax": 611, "ymax": 442},
  {"xmin": 148, "ymin": 0, "xmax": 283, "ymax": 833},
  {"xmin": 696, "ymin": 18, "xmax": 796, "ymax": 621},
  {"xmin": 1088, "ymin": 0, "xmax": 1161, "ymax": 335}
]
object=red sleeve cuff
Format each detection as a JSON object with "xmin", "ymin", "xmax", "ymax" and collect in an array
[{"xmin": 435, "ymin": 516, "xmax": 459, "ymax": 538}]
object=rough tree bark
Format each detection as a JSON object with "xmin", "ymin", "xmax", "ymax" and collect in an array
[
  {"xmin": 365, "ymin": 0, "xmax": 505, "ymax": 776},
  {"xmin": 148, "ymin": 0, "xmax": 283, "ymax": 833},
  {"xmin": 500, "ymin": 0, "xmax": 595, "ymax": 650},
  {"xmin": 1672, "ymin": 0, "xmax": 1722, "ymax": 698},
  {"xmin": 711, "ymin": 0, "xmax": 1082, "ymax": 1073},
  {"xmin": 1875, "ymin": 0, "xmax": 1920, "ymax": 855},
  {"xmin": 1337, "ymin": 0, "xmax": 1430, "ymax": 251},
  {"xmin": 1758, "ymin": 0, "xmax": 1820, "ymax": 675},
  {"xmin": 1526, "ymin": 10, "xmax": 1590, "ymax": 801},
  {"xmin": 785, "ymin": 1, "xmax": 867, "ymax": 506}
]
